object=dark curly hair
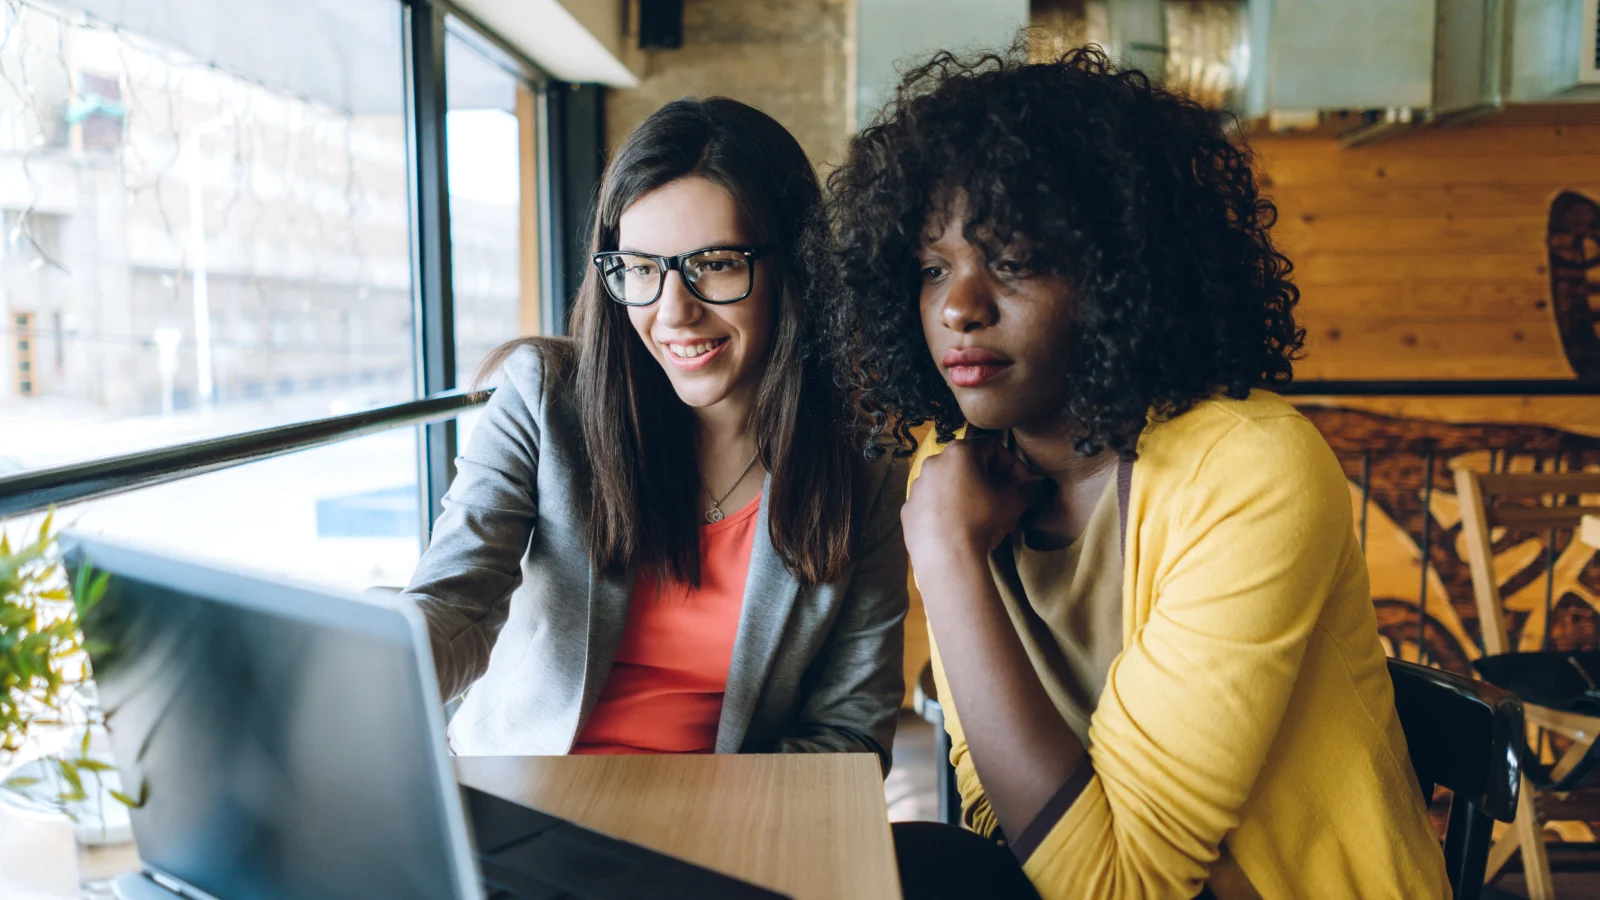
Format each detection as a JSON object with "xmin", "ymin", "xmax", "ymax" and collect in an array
[{"xmin": 818, "ymin": 40, "xmax": 1304, "ymax": 459}]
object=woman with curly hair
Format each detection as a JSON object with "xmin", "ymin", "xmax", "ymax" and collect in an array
[{"xmin": 821, "ymin": 45, "xmax": 1449, "ymax": 899}]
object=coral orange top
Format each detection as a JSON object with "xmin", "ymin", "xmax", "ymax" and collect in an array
[{"xmin": 570, "ymin": 494, "xmax": 759, "ymax": 755}]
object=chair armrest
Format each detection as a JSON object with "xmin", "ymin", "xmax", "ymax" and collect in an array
[{"xmin": 1388, "ymin": 658, "xmax": 1524, "ymax": 823}]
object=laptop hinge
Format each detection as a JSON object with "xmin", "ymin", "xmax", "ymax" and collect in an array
[{"xmin": 145, "ymin": 867, "xmax": 222, "ymax": 900}]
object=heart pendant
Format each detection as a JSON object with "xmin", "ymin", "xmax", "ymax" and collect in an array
[{"xmin": 706, "ymin": 507, "xmax": 725, "ymax": 523}]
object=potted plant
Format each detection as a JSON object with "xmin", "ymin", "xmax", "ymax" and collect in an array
[{"xmin": 1, "ymin": 512, "xmax": 139, "ymax": 892}]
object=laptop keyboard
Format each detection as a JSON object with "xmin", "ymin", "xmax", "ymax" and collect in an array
[
  {"xmin": 480, "ymin": 858, "xmax": 570, "ymax": 900},
  {"xmin": 477, "ymin": 832, "xmax": 634, "ymax": 899}
]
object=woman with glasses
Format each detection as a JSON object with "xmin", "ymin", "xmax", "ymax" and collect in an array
[{"xmin": 399, "ymin": 98, "xmax": 908, "ymax": 767}]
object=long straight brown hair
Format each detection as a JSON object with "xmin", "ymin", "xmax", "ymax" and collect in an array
[{"xmin": 481, "ymin": 98, "xmax": 859, "ymax": 586}]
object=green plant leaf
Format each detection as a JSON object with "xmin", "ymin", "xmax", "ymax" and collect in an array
[
  {"xmin": 109, "ymin": 778, "xmax": 149, "ymax": 808},
  {"xmin": 70, "ymin": 561, "xmax": 109, "ymax": 616},
  {"xmin": 89, "ymin": 571, "xmax": 109, "ymax": 604},
  {"xmin": 3, "ymin": 775, "xmax": 40, "ymax": 789},
  {"xmin": 73, "ymin": 569, "xmax": 110, "ymax": 618},
  {"xmin": 0, "ymin": 516, "xmax": 115, "ymax": 800},
  {"xmin": 56, "ymin": 758, "xmax": 84, "ymax": 795},
  {"xmin": 0, "ymin": 605, "xmax": 33, "ymax": 628},
  {"xmin": 72, "ymin": 560, "xmax": 92, "ymax": 606},
  {"xmin": 80, "ymin": 727, "xmax": 92, "ymax": 755}
]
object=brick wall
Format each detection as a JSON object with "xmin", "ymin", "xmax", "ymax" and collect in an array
[{"xmin": 604, "ymin": 0, "xmax": 854, "ymax": 170}]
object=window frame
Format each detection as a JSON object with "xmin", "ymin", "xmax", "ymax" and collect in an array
[{"xmin": 406, "ymin": 0, "xmax": 560, "ymax": 544}]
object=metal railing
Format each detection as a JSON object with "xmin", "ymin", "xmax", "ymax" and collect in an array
[{"xmin": 0, "ymin": 389, "xmax": 491, "ymax": 519}]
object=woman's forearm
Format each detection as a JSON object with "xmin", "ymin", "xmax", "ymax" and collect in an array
[{"xmin": 918, "ymin": 547, "xmax": 1086, "ymax": 841}]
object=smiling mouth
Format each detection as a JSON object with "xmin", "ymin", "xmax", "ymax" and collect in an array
[
  {"xmin": 666, "ymin": 338, "xmax": 727, "ymax": 360},
  {"xmin": 661, "ymin": 337, "xmax": 730, "ymax": 370}
]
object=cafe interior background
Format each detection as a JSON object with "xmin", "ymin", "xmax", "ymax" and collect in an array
[{"xmin": 4, "ymin": 0, "xmax": 1600, "ymax": 891}]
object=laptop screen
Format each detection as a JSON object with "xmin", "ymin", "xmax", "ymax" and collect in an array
[{"xmin": 67, "ymin": 537, "xmax": 472, "ymax": 900}]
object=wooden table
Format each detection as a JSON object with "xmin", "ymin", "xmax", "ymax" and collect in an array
[{"xmin": 456, "ymin": 753, "xmax": 901, "ymax": 900}]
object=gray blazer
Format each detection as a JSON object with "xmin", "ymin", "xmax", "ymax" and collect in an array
[{"xmin": 401, "ymin": 342, "xmax": 908, "ymax": 770}]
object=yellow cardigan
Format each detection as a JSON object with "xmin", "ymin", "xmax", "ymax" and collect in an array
[{"xmin": 913, "ymin": 392, "xmax": 1449, "ymax": 899}]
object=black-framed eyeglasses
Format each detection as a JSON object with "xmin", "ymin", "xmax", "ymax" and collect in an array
[{"xmin": 592, "ymin": 245, "xmax": 770, "ymax": 306}]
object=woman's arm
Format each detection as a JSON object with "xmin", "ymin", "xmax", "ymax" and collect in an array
[
  {"xmin": 920, "ymin": 549, "xmax": 1088, "ymax": 844},
  {"xmin": 773, "ymin": 457, "xmax": 910, "ymax": 771},
  {"xmin": 905, "ymin": 438, "xmax": 1087, "ymax": 844},
  {"xmin": 402, "ymin": 352, "xmax": 544, "ymax": 702}
]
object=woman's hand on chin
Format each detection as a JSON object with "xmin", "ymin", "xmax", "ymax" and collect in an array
[{"xmin": 902, "ymin": 434, "xmax": 1044, "ymax": 577}]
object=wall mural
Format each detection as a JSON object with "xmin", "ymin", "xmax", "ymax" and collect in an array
[
  {"xmin": 1296, "ymin": 189, "xmax": 1600, "ymax": 843},
  {"xmin": 1299, "ymin": 408, "xmax": 1600, "ymax": 670}
]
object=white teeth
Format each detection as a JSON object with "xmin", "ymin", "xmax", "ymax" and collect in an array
[{"xmin": 668, "ymin": 340, "xmax": 721, "ymax": 359}]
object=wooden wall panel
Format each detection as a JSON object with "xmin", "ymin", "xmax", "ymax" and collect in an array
[
  {"xmin": 1270, "ymin": 185, "xmax": 1600, "ymax": 219},
  {"xmin": 1295, "ymin": 316, "xmax": 1569, "ymax": 379},
  {"xmin": 1252, "ymin": 122, "xmax": 1600, "ymax": 381},
  {"xmin": 1293, "ymin": 282, "xmax": 1550, "ymax": 317},
  {"xmin": 1258, "ymin": 124, "xmax": 1600, "ymax": 158},
  {"xmin": 1273, "ymin": 215, "xmax": 1547, "ymax": 254},
  {"xmin": 1265, "ymin": 155, "xmax": 1590, "ymax": 188}
]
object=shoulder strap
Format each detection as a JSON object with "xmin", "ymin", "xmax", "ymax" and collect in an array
[{"xmin": 1116, "ymin": 457, "xmax": 1133, "ymax": 559}]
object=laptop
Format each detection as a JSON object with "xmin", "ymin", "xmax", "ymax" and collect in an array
[{"xmin": 63, "ymin": 534, "xmax": 788, "ymax": 900}]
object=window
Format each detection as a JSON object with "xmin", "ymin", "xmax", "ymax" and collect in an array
[
  {"xmin": 444, "ymin": 18, "xmax": 538, "ymax": 447},
  {"xmin": 0, "ymin": 0, "xmax": 415, "ymax": 474}
]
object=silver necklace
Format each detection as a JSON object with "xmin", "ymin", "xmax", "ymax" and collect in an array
[{"xmin": 705, "ymin": 451, "xmax": 760, "ymax": 523}]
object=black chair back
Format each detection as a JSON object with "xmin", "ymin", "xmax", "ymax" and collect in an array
[
  {"xmin": 1474, "ymin": 650, "xmax": 1600, "ymax": 791},
  {"xmin": 1388, "ymin": 658, "xmax": 1524, "ymax": 900}
]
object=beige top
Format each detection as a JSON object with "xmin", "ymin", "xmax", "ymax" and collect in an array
[{"xmin": 988, "ymin": 474, "xmax": 1123, "ymax": 744}]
